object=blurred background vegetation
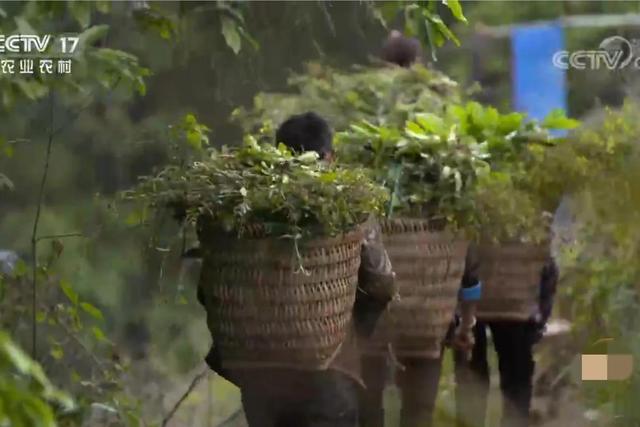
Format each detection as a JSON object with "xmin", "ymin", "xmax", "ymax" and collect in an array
[{"xmin": 2, "ymin": 1, "xmax": 640, "ymax": 426}]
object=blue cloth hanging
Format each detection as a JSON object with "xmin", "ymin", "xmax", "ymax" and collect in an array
[{"xmin": 511, "ymin": 23, "xmax": 568, "ymax": 134}]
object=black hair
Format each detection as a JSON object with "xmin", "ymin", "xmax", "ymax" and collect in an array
[
  {"xmin": 275, "ymin": 112, "xmax": 333, "ymax": 159},
  {"xmin": 381, "ymin": 30, "xmax": 422, "ymax": 68}
]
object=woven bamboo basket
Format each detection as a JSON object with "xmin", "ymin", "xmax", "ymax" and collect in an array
[
  {"xmin": 197, "ymin": 221, "xmax": 363, "ymax": 369},
  {"xmin": 366, "ymin": 218, "xmax": 468, "ymax": 359},
  {"xmin": 476, "ymin": 241, "xmax": 549, "ymax": 321}
]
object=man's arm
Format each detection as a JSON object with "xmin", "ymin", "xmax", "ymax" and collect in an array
[
  {"xmin": 452, "ymin": 244, "xmax": 482, "ymax": 356},
  {"xmin": 358, "ymin": 221, "xmax": 397, "ymax": 301},
  {"xmin": 458, "ymin": 244, "xmax": 482, "ymax": 328},
  {"xmin": 353, "ymin": 220, "xmax": 397, "ymax": 338}
]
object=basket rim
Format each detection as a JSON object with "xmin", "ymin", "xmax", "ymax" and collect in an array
[
  {"xmin": 198, "ymin": 222, "xmax": 365, "ymax": 248},
  {"xmin": 380, "ymin": 216, "xmax": 449, "ymax": 233}
]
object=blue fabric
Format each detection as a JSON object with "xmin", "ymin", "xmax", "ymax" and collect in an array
[
  {"xmin": 460, "ymin": 281, "xmax": 482, "ymax": 301},
  {"xmin": 511, "ymin": 23, "xmax": 568, "ymax": 136}
]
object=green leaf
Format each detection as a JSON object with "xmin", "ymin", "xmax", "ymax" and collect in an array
[
  {"xmin": 221, "ymin": 16, "xmax": 242, "ymax": 54},
  {"xmin": 92, "ymin": 326, "xmax": 107, "ymax": 342},
  {"xmin": 297, "ymin": 151, "xmax": 320, "ymax": 163},
  {"xmin": 542, "ymin": 109, "xmax": 580, "ymax": 130},
  {"xmin": 133, "ymin": 8, "xmax": 175, "ymax": 40},
  {"xmin": 415, "ymin": 113, "xmax": 445, "ymax": 134},
  {"xmin": 50, "ymin": 343, "xmax": 64, "ymax": 360},
  {"xmin": 442, "ymin": 0, "xmax": 467, "ymax": 23},
  {"xmin": 80, "ymin": 302, "xmax": 104, "ymax": 321},
  {"xmin": 497, "ymin": 112, "xmax": 525, "ymax": 134},
  {"xmin": 95, "ymin": 1, "xmax": 110, "ymax": 13},
  {"xmin": 0, "ymin": 173, "xmax": 13, "ymax": 191},
  {"xmin": 404, "ymin": 3, "xmax": 421, "ymax": 37},
  {"xmin": 69, "ymin": 0, "xmax": 92, "ymax": 28},
  {"xmin": 378, "ymin": 1, "xmax": 402, "ymax": 26},
  {"xmin": 406, "ymin": 120, "xmax": 424, "ymax": 135},
  {"xmin": 427, "ymin": 13, "xmax": 460, "ymax": 46},
  {"xmin": 13, "ymin": 259, "xmax": 27, "ymax": 277},
  {"xmin": 77, "ymin": 25, "xmax": 109, "ymax": 51},
  {"xmin": 186, "ymin": 130, "xmax": 203, "ymax": 150},
  {"xmin": 14, "ymin": 79, "xmax": 49, "ymax": 101},
  {"xmin": 60, "ymin": 279, "xmax": 79, "ymax": 305},
  {"xmin": 2, "ymin": 335, "xmax": 32, "ymax": 374},
  {"xmin": 0, "ymin": 7, "xmax": 6, "ymax": 18},
  {"xmin": 239, "ymin": 25, "xmax": 259, "ymax": 51},
  {"xmin": 125, "ymin": 207, "xmax": 148, "ymax": 225},
  {"xmin": 1, "ymin": 136, "xmax": 14, "ymax": 158},
  {"xmin": 423, "ymin": 17, "xmax": 438, "ymax": 61}
]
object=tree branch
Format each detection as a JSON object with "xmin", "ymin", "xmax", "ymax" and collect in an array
[
  {"xmin": 36, "ymin": 232, "xmax": 86, "ymax": 242},
  {"xmin": 29, "ymin": 77, "xmax": 124, "ymax": 360},
  {"xmin": 162, "ymin": 367, "xmax": 210, "ymax": 427},
  {"xmin": 31, "ymin": 90, "xmax": 55, "ymax": 359}
]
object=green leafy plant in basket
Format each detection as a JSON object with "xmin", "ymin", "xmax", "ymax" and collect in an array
[
  {"xmin": 334, "ymin": 109, "xmax": 490, "ymax": 233},
  {"xmin": 123, "ymin": 133, "xmax": 389, "ymax": 241},
  {"xmin": 334, "ymin": 100, "xmax": 581, "ymax": 241},
  {"xmin": 455, "ymin": 103, "xmax": 581, "ymax": 243},
  {"xmin": 232, "ymin": 62, "xmax": 463, "ymax": 135}
]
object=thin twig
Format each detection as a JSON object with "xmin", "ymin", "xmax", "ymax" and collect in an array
[
  {"xmin": 31, "ymin": 90, "xmax": 55, "ymax": 359},
  {"xmin": 162, "ymin": 367, "xmax": 210, "ymax": 427},
  {"xmin": 36, "ymin": 232, "xmax": 85, "ymax": 242},
  {"xmin": 51, "ymin": 76, "xmax": 122, "ymax": 139},
  {"xmin": 58, "ymin": 320, "xmax": 109, "ymax": 375},
  {"xmin": 216, "ymin": 408, "xmax": 244, "ymax": 427}
]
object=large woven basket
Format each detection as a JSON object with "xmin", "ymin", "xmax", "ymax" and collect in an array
[
  {"xmin": 197, "ymin": 222, "xmax": 363, "ymax": 370},
  {"xmin": 476, "ymin": 241, "xmax": 549, "ymax": 321},
  {"xmin": 366, "ymin": 218, "xmax": 468, "ymax": 359}
]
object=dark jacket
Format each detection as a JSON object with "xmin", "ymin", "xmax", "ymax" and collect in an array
[
  {"xmin": 197, "ymin": 218, "xmax": 396, "ymax": 389},
  {"xmin": 461, "ymin": 244, "xmax": 481, "ymax": 292},
  {"xmin": 538, "ymin": 258, "xmax": 559, "ymax": 325}
]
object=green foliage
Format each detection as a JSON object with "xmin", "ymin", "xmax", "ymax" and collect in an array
[
  {"xmin": 169, "ymin": 113, "xmax": 212, "ymax": 157},
  {"xmin": 555, "ymin": 102, "xmax": 640, "ymax": 425},
  {"xmin": 124, "ymin": 126, "xmax": 389, "ymax": 239},
  {"xmin": 132, "ymin": 6, "xmax": 177, "ymax": 41},
  {"xmin": 335, "ymin": 113, "xmax": 489, "ymax": 228},
  {"xmin": 371, "ymin": 0, "xmax": 468, "ymax": 60},
  {"xmin": 0, "ymin": 330, "xmax": 74, "ymax": 427},
  {"xmin": 233, "ymin": 63, "xmax": 462, "ymax": 133},
  {"xmin": 336, "ymin": 100, "xmax": 580, "ymax": 240},
  {"xmin": 214, "ymin": 1, "xmax": 257, "ymax": 54},
  {"xmin": 1, "ymin": 260, "xmax": 143, "ymax": 424},
  {"xmin": 0, "ymin": 3, "xmax": 150, "ymax": 110},
  {"xmin": 459, "ymin": 103, "xmax": 579, "ymax": 242}
]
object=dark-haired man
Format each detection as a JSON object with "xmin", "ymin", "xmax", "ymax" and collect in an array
[
  {"xmin": 275, "ymin": 112, "xmax": 335, "ymax": 160},
  {"xmin": 381, "ymin": 30, "xmax": 422, "ymax": 68},
  {"xmin": 197, "ymin": 111, "xmax": 396, "ymax": 427}
]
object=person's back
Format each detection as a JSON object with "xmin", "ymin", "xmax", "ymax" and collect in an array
[{"xmin": 198, "ymin": 112, "xmax": 396, "ymax": 427}]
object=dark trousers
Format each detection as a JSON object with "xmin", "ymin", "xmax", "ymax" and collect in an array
[
  {"xmin": 239, "ymin": 370, "xmax": 359, "ymax": 427},
  {"xmin": 359, "ymin": 355, "xmax": 443, "ymax": 427},
  {"xmin": 454, "ymin": 321, "xmax": 537, "ymax": 427}
]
